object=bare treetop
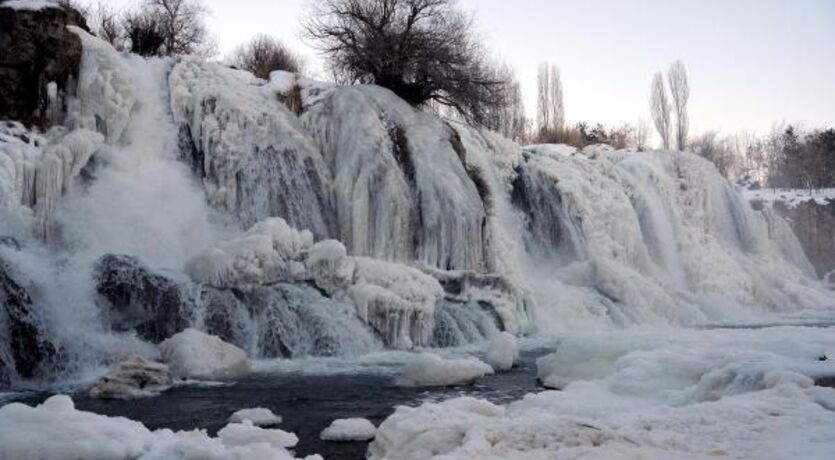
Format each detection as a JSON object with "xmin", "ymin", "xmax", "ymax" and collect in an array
[
  {"xmin": 303, "ymin": 0, "xmax": 510, "ymax": 126},
  {"xmin": 668, "ymin": 60, "xmax": 690, "ymax": 151},
  {"xmin": 650, "ymin": 72, "xmax": 671, "ymax": 150}
]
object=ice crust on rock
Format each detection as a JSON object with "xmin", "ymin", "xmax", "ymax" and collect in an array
[
  {"xmin": 88, "ymin": 354, "xmax": 172, "ymax": 399},
  {"xmin": 229, "ymin": 407, "xmax": 282, "ymax": 426},
  {"xmin": 395, "ymin": 353, "xmax": 494, "ymax": 387},
  {"xmin": 0, "ymin": 395, "xmax": 322, "ymax": 460},
  {"xmin": 159, "ymin": 328, "xmax": 250, "ymax": 380},
  {"xmin": 186, "ymin": 217, "xmax": 313, "ymax": 288},
  {"xmin": 320, "ymin": 417, "xmax": 376, "ymax": 442},
  {"xmin": 170, "ymin": 58, "xmax": 335, "ymax": 237}
]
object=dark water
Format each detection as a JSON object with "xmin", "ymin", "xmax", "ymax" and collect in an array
[{"xmin": 12, "ymin": 349, "xmax": 548, "ymax": 460}]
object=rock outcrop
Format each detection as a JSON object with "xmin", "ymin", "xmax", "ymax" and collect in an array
[
  {"xmin": 0, "ymin": 256, "xmax": 56, "ymax": 382},
  {"xmin": 0, "ymin": 1, "xmax": 88, "ymax": 126},
  {"xmin": 88, "ymin": 354, "xmax": 172, "ymax": 399},
  {"xmin": 94, "ymin": 254, "xmax": 196, "ymax": 344}
]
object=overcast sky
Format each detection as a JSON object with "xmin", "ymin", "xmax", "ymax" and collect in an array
[{"xmin": 101, "ymin": 0, "xmax": 835, "ymax": 139}]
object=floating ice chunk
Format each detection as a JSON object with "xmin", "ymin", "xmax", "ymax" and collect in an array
[
  {"xmin": 395, "ymin": 353, "xmax": 494, "ymax": 387},
  {"xmin": 368, "ymin": 397, "xmax": 505, "ymax": 459},
  {"xmin": 320, "ymin": 417, "xmax": 376, "ymax": 442},
  {"xmin": 229, "ymin": 408, "xmax": 282, "ymax": 426},
  {"xmin": 159, "ymin": 328, "xmax": 250, "ymax": 380},
  {"xmin": 218, "ymin": 419, "xmax": 298, "ymax": 449},
  {"xmin": 88, "ymin": 354, "xmax": 172, "ymax": 399},
  {"xmin": 0, "ymin": 395, "xmax": 319, "ymax": 459},
  {"xmin": 484, "ymin": 332, "xmax": 518, "ymax": 372}
]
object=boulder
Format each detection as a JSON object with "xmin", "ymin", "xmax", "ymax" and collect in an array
[
  {"xmin": 159, "ymin": 328, "xmax": 250, "ymax": 380},
  {"xmin": 94, "ymin": 254, "xmax": 195, "ymax": 343},
  {"xmin": 0, "ymin": 0, "xmax": 88, "ymax": 126},
  {"xmin": 88, "ymin": 354, "xmax": 172, "ymax": 399},
  {"xmin": 0, "ymin": 259, "xmax": 56, "ymax": 382}
]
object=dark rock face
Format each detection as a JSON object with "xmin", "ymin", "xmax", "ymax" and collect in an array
[
  {"xmin": 771, "ymin": 201, "xmax": 835, "ymax": 278},
  {"xmin": 0, "ymin": 259, "xmax": 56, "ymax": 382},
  {"xmin": 0, "ymin": 1, "xmax": 88, "ymax": 126},
  {"xmin": 94, "ymin": 255, "xmax": 195, "ymax": 343}
]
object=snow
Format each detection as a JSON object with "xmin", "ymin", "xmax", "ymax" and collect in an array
[
  {"xmin": 0, "ymin": 0, "xmax": 60, "ymax": 11},
  {"xmin": 88, "ymin": 354, "xmax": 172, "ymax": 399},
  {"xmin": 320, "ymin": 417, "xmax": 377, "ymax": 442},
  {"xmin": 186, "ymin": 217, "xmax": 313, "ymax": 287},
  {"xmin": 484, "ymin": 332, "xmax": 518, "ymax": 371},
  {"xmin": 229, "ymin": 408, "xmax": 282, "ymax": 426},
  {"xmin": 159, "ymin": 329, "xmax": 251, "ymax": 380},
  {"xmin": 395, "ymin": 353, "xmax": 494, "ymax": 387},
  {"xmin": 372, "ymin": 327, "xmax": 835, "ymax": 460},
  {"xmin": 742, "ymin": 187, "xmax": 835, "ymax": 209},
  {"xmin": 0, "ymin": 395, "xmax": 321, "ymax": 459},
  {"xmin": 218, "ymin": 419, "xmax": 298, "ymax": 449}
]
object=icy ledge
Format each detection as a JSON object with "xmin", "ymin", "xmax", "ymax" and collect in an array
[{"xmin": 0, "ymin": 395, "xmax": 322, "ymax": 460}]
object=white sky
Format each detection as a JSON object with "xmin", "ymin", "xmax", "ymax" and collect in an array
[{"xmin": 97, "ymin": 0, "xmax": 835, "ymax": 139}]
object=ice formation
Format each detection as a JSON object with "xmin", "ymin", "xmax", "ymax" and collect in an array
[
  {"xmin": 0, "ymin": 25, "xmax": 833, "ymax": 397},
  {"xmin": 159, "ymin": 328, "xmax": 251, "ymax": 380},
  {"xmin": 395, "ymin": 353, "xmax": 494, "ymax": 387},
  {"xmin": 484, "ymin": 331, "xmax": 518, "ymax": 371},
  {"xmin": 0, "ymin": 395, "xmax": 322, "ymax": 460},
  {"xmin": 372, "ymin": 327, "xmax": 835, "ymax": 459},
  {"xmin": 229, "ymin": 408, "xmax": 282, "ymax": 426},
  {"xmin": 320, "ymin": 417, "xmax": 377, "ymax": 442}
]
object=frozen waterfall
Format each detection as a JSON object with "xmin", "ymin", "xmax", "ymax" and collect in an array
[{"xmin": 0, "ymin": 29, "xmax": 833, "ymax": 389}]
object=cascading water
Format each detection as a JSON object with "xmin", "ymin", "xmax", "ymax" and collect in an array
[{"xmin": 0, "ymin": 29, "xmax": 833, "ymax": 391}]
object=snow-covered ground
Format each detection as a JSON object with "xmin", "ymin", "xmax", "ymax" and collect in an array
[{"xmin": 742, "ymin": 187, "xmax": 835, "ymax": 208}]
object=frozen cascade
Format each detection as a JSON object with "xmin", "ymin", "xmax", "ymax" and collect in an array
[
  {"xmin": 169, "ymin": 58, "xmax": 336, "ymax": 239},
  {"xmin": 0, "ymin": 27, "xmax": 833, "ymax": 390},
  {"xmin": 301, "ymin": 86, "xmax": 490, "ymax": 271}
]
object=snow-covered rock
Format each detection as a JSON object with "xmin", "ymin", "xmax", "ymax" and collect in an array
[
  {"xmin": 159, "ymin": 328, "xmax": 250, "ymax": 380},
  {"xmin": 229, "ymin": 408, "xmax": 282, "ymax": 426},
  {"xmin": 320, "ymin": 417, "xmax": 376, "ymax": 442},
  {"xmin": 484, "ymin": 332, "xmax": 518, "ymax": 372},
  {"xmin": 368, "ymin": 397, "xmax": 505, "ymax": 459},
  {"xmin": 0, "ymin": 395, "xmax": 321, "ymax": 459},
  {"xmin": 395, "ymin": 353, "xmax": 494, "ymax": 387},
  {"xmin": 186, "ymin": 218, "xmax": 313, "ymax": 288},
  {"xmin": 88, "ymin": 354, "xmax": 172, "ymax": 399}
]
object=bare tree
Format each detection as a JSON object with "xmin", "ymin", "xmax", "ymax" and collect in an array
[
  {"xmin": 549, "ymin": 64, "xmax": 564, "ymax": 132},
  {"xmin": 668, "ymin": 60, "xmax": 689, "ymax": 150},
  {"xmin": 483, "ymin": 63, "xmax": 528, "ymax": 142},
  {"xmin": 85, "ymin": 2, "xmax": 126, "ymax": 50},
  {"xmin": 536, "ymin": 63, "xmax": 551, "ymax": 134},
  {"xmin": 536, "ymin": 62, "xmax": 564, "ymax": 135},
  {"xmin": 124, "ymin": 0, "xmax": 215, "ymax": 57},
  {"xmin": 231, "ymin": 35, "xmax": 304, "ymax": 79},
  {"xmin": 650, "ymin": 72, "xmax": 671, "ymax": 149},
  {"xmin": 303, "ymin": 0, "xmax": 510, "ymax": 125},
  {"xmin": 633, "ymin": 118, "xmax": 650, "ymax": 151}
]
